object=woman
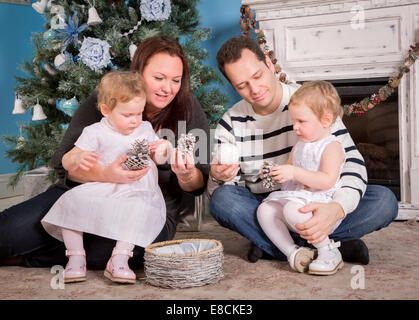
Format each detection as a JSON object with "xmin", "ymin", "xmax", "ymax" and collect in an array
[{"xmin": 0, "ymin": 36, "xmax": 210, "ymax": 269}]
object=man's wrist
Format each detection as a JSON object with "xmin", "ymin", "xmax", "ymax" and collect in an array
[{"xmin": 209, "ymin": 172, "xmax": 224, "ymax": 185}]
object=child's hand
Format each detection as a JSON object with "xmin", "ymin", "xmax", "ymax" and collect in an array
[
  {"xmin": 70, "ymin": 151, "xmax": 99, "ymax": 172},
  {"xmin": 269, "ymin": 164, "xmax": 294, "ymax": 183},
  {"xmin": 149, "ymin": 139, "xmax": 172, "ymax": 165}
]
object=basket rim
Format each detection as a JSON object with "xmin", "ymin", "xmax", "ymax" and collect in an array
[{"xmin": 144, "ymin": 238, "xmax": 223, "ymax": 257}]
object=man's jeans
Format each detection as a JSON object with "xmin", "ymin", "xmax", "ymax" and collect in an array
[{"xmin": 210, "ymin": 184, "xmax": 398, "ymax": 261}]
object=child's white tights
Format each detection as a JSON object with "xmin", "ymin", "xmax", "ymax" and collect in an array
[
  {"xmin": 257, "ymin": 200, "xmax": 331, "ymax": 258},
  {"xmin": 61, "ymin": 228, "xmax": 134, "ymax": 267}
]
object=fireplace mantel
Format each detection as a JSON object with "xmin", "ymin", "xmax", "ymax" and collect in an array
[{"xmin": 243, "ymin": 0, "xmax": 419, "ymax": 219}]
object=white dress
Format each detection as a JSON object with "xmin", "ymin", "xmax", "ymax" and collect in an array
[
  {"xmin": 264, "ymin": 135, "xmax": 345, "ymax": 207},
  {"xmin": 41, "ymin": 118, "xmax": 166, "ymax": 248}
]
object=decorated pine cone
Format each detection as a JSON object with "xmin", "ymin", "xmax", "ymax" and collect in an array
[
  {"xmin": 261, "ymin": 160, "xmax": 277, "ymax": 190},
  {"xmin": 122, "ymin": 138, "xmax": 150, "ymax": 170},
  {"xmin": 389, "ymin": 77, "xmax": 400, "ymax": 88},
  {"xmin": 177, "ymin": 133, "xmax": 196, "ymax": 157}
]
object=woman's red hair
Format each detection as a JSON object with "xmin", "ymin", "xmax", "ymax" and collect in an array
[{"xmin": 130, "ymin": 36, "xmax": 194, "ymax": 135}]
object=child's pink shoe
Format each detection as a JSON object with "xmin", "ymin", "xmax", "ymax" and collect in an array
[
  {"xmin": 104, "ymin": 249, "xmax": 136, "ymax": 284},
  {"xmin": 64, "ymin": 250, "xmax": 86, "ymax": 283}
]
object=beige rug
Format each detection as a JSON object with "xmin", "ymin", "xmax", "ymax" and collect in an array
[{"xmin": 0, "ymin": 218, "xmax": 418, "ymax": 300}]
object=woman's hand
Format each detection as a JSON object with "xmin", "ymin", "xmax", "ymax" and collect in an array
[
  {"xmin": 170, "ymin": 148, "xmax": 196, "ymax": 183},
  {"xmin": 269, "ymin": 164, "xmax": 294, "ymax": 184},
  {"xmin": 102, "ymin": 155, "xmax": 150, "ymax": 184}
]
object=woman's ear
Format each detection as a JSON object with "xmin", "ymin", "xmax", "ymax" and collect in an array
[{"xmin": 99, "ymin": 104, "xmax": 111, "ymax": 117}]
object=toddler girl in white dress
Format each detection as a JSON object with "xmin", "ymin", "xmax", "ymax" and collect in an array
[
  {"xmin": 257, "ymin": 80, "xmax": 346, "ymax": 275},
  {"xmin": 42, "ymin": 71, "xmax": 169, "ymax": 284}
]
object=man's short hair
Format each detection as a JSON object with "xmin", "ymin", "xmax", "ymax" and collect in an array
[{"xmin": 216, "ymin": 36, "xmax": 267, "ymax": 80}]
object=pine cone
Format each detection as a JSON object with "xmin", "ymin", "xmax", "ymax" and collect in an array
[
  {"xmin": 122, "ymin": 138, "xmax": 150, "ymax": 170},
  {"xmin": 261, "ymin": 160, "xmax": 277, "ymax": 190},
  {"xmin": 177, "ymin": 133, "xmax": 196, "ymax": 157}
]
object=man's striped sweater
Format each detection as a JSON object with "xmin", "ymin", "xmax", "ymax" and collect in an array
[{"xmin": 212, "ymin": 82, "xmax": 368, "ymax": 216}]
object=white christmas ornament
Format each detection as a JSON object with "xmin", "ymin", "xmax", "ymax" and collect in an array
[
  {"xmin": 79, "ymin": 37, "xmax": 112, "ymax": 72},
  {"xmin": 54, "ymin": 53, "xmax": 66, "ymax": 69},
  {"xmin": 213, "ymin": 143, "xmax": 240, "ymax": 164},
  {"xmin": 87, "ymin": 7, "xmax": 102, "ymax": 26},
  {"xmin": 50, "ymin": 5, "xmax": 66, "ymax": 30},
  {"xmin": 32, "ymin": 0, "xmax": 48, "ymax": 14},
  {"xmin": 12, "ymin": 94, "xmax": 26, "ymax": 114},
  {"xmin": 129, "ymin": 43, "xmax": 137, "ymax": 60},
  {"xmin": 44, "ymin": 63, "xmax": 58, "ymax": 76},
  {"xmin": 32, "ymin": 100, "xmax": 47, "ymax": 121}
]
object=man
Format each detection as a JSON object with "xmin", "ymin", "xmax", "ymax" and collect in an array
[{"xmin": 208, "ymin": 36, "xmax": 398, "ymax": 264}]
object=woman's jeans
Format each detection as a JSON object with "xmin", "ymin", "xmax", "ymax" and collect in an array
[
  {"xmin": 210, "ymin": 184, "xmax": 398, "ymax": 261},
  {"xmin": 0, "ymin": 186, "xmax": 168, "ymax": 269}
]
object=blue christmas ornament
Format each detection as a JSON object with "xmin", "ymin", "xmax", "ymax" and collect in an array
[
  {"xmin": 56, "ymin": 12, "xmax": 88, "ymax": 50},
  {"xmin": 140, "ymin": 0, "xmax": 171, "ymax": 22},
  {"xmin": 42, "ymin": 28, "xmax": 61, "ymax": 49},
  {"xmin": 43, "ymin": 28, "xmax": 59, "ymax": 41},
  {"xmin": 56, "ymin": 96, "xmax": 80, "ymax": 117},
  {"xmin": 60, "ymin": 123, "xmax": 69, "ymax": 131}
]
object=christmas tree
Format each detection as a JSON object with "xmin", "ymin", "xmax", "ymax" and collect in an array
[{"xmin": 3, "ymin": 0, "xmax": 228, "ymax": 186}]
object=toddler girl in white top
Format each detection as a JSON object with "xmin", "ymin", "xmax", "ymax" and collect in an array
[
  {"xmin": 42, "ymin": 71, "xmax": 169, "ymax": 284},
  {"xmin": 257, "ymin": 80, "xmax": 346, "ymax": 275}
]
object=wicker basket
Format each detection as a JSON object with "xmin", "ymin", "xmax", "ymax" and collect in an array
[{"xmin": 144, "ymin": 238, "xmax": 224, "ymax": 288}]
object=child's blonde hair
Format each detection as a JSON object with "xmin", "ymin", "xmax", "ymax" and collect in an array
[
  {"xmin": 97, "ymin": 71, "xmax": 145, "ymax": 111},
  {"xmin": 289, "ymin": 80, "xmax": 343, "ymax": 121}
]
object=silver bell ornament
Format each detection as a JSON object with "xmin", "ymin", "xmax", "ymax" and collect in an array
[
  {"xmin": 32, "ymin": 0, "xmax": 48, "ymax": 14},
  {"xmin": 12, "ymin": 94, "xmax": 26, "ymax": 114},
  {"xmin": 129, "ymin": 43, "xmax": 137, "ymax": 60},
  {"xmin": 16, "ymin": 126, "xmax": 26, "ymax": 150},
  {"xmin": 87, "ymin": 7, "xmax": 102, "ymax": 26},
  {"xmin": 32, "ymin": 99, "xmax": 48, "ymax": 121}
]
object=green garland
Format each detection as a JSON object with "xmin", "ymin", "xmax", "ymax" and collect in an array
[{"xmin": 240, "ymin": 5, "xmax": 419, "ymax": 116}]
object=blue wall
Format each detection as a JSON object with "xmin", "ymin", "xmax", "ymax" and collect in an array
[
  {"xmin": 0, "ymin": 0, "xmax": 242, "ymax": 174},
  {"xmin": 0, "ymin": 3, "xmax": 45, "ymax": 174}
]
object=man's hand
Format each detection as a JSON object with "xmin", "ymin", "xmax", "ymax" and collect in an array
[
  {"xmin": 103, "ymin": 154, "xmax": 150, "ymax": 184},
  {"xmin": 295, "ymin": 202, "xmax": 345, "ymax": 244},
  {"xmin": 210, "ymin": 155, "xmax": 239, "ymax": 182}
]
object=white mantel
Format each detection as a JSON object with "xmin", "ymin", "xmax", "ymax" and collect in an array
[{"xmin": 243, "ymin": 0, "xmax": 419, "ymax": 219}]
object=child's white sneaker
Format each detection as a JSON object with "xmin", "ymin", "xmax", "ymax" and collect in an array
[
  {"xmin": 288, "ymin": 245, "xmax": 317, "ymax": 273},
  {"xmin": 308, "ymin": 240, "xmax": 344, "ymax": 275}
]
